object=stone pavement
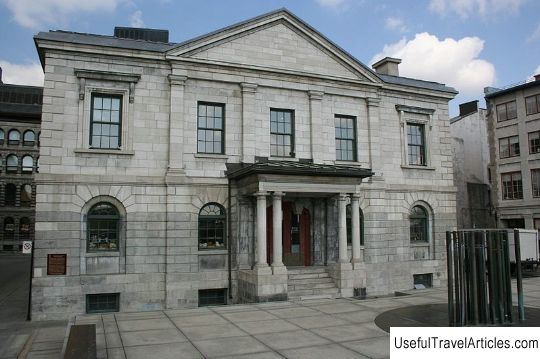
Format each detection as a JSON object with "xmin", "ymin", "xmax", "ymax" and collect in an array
[{"xmin": 17, "ymin": 276, "xmax": 540, "ymax": 358}]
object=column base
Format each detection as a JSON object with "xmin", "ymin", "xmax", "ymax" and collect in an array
[
  {"xmin": 351, "ymin": 258, "xmax": 363, "ymax": 269},
  {"xmin": 254, "ymin": 264, "xmax": 272, "ymax": 275},
  {"xmin": 271, "ymin": 264, "xmax": 287, "ymax": 275}
]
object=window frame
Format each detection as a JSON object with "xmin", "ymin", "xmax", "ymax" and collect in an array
[
  {"xmin": 23, "ymin": 130, "xmax": 35, "ymax": 147},
  {"xmin": 89, "ymin": 93, "xmax": 123, "ymax": 150},
  {"xmin": 6, "ymin": 154, "xmax": 18, "ymax": 173},
  {"xmin": 4, "ymin": 183, "xmax": 17, "ymax": 206},
  {"xmin": 410, "ymin": 205, "xmax": 429, "ymax": 243},
  {"xmin": 529, "ymin": 131, "xmax": 540, "ymax": 154},
  {"xmin": 525, "ymin": 94, "xmax": 540, "ymax": 115},
  {"xmin": 197, "ymin": 102, "xmax": 225, "ymax": 155},
  {"xmin": 198, "ymin": 202, "xmax": 227, "ymax": 250},
  {"xmin": 86, "ymin": 293, "xmax": 120, "ymax": 314},
  {"xmin": 21, "ymin": 155, "xmax": 33, "ymax": 173},
  {"xmin": 86, "ymin": 202, "xmax": 120, "ymax": 252},
  {"xmin": 532, "ymin": 169, "xmax": 540, "ymax": 198},
  {"xmin": 270, "ymin": 108, "xmax": 295, "ymax": 158},
  {"xmin": 496, "ymin": 101, "xmax": 517, "ymax": 122},
  {"xmin": 7, "ymin": 129, "xmax": 20, "ymax": 146},
  {"xmin": 501, "ymin": 171, "xmax": 523, "ymax": 200},
  {"xmin": 4, "ymin": 217, "xmax": 15, "ymax": 240},
  {"xmin": 0, "ymin": 129, "xmax": 4, "ymax": 145},
  {"xmin": 335, "ymin": 114, "xmax": 357, "ymax": 162},
  {"xmin": 498, "ymin": 135, "xmax": 520, "ymax": 159},
  {"xmin": 407, "ymin": 123, "xmax": 427, "ymax": 166},
  {"xmin": 20, "ymin": 184, "xmax": 32, "ymax": 207}
]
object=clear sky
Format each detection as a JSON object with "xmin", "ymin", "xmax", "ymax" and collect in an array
[{"xmin": 1, "ymin": 0, "xmax": 539, "ymax": 116}]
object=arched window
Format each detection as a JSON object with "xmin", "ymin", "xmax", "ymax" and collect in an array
[
  {"xmin": 87, "ymin": 202, "xmax": 120, "ymax": 252},
  {"xmin": 22, "ymin": 155, "xmax": 33, "ymax": 172},
  {"xmin": 410, "ymin": 205, "xmax": 429, "ymax": 242},
  {"xmin": 23, "ymin": 130, "xmax": 35, "ymax": 146},
  {"xmin": 346, "ymin": 204, "xmax": 365, "ymax": 246},
  {"xmin": 5, "ymin": 184, "xmax": 17, "ymax": 206},
  {"xmin": 4, "ymin": 217, "xmax": 15, "ymax": 240},
  {"xmin": 0, "ymin": 129, "xmax": 4, "ymax": 145},
  {"xmin": 8, "ymin": 130, "xmax": 20, "ymax": 145},
  {"xmin": 37, "ymin": 132, "xmax": 41, "ymax": 147},
  {"xmin": 198, "ymin": 203, "xmax": 226, "ymax": 249},
  {"xmin": 36, "ymin": 156, "xmax": 39, "ymax": 173},
  {"xmin": 6, "ymin": 154, "xmax": 18, "ymax": 172},
  {"xmin": 21, "ymin": 185, "xmax": 32, "ymax": 207},
  {"xmin": 20, "ymin": 217, "xmax": 31, "ymax": 240}
]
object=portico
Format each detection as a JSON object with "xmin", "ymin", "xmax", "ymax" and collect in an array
[{"xmin": 227, "ymin": 160, "xmax": 372, "ymax": 302}]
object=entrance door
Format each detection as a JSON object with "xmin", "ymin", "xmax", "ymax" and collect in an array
[{"xmin": 267, "ymin": 202, "xmax": 311, "ymax": 267}]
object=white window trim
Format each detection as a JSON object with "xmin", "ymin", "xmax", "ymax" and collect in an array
[
  {"xmin": 75, "ymin": 70, "xmax": 139, "ymax": 155},
  {"xmin": 397, "ymin": 105, "xmax": 435, "ymax": 169}
]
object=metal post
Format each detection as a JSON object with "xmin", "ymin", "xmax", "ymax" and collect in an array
[
  {"xmin": 479, "ymin": 231, "xmax": 489, "ymax": 323},
  {"xmin": 486, "ymin": 232, "xmax": 496, "ymax": 324},
  {"xmin": 469, "ymin": 232, "xmax": 479, "ymax": 325},
  {"xmin": 502, "ymin": 234, "xmax": 513, "ymax": 323},
  {"xmin": 514, "ymin": 229, "xmax": 525, "ymax": 321},
  {"xmin": 26, "ymin": 241, "xmax": 34, "ymax": 321},
  {"xmin": 452, "ymin": 231, "xmax": 461, "ymax": 325},
  {"xmin": 446, "ymin": 231, "xmax": 454, "ymax": 326}
]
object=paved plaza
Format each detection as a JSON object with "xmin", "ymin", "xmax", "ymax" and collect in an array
[{"xmin": 3, "ymin": 276, "xmax": 539, "ymax": 358}]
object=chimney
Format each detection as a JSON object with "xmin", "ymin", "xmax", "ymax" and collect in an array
[
  {"xmin": 372, "ymin": 57, "xmax": 401, "ymax": 76},
  {"xmin": 0, "ymin": 67, "xmax": 3, "ymax": 84},
  {"xmin": 114, "ymin": 27, "xmax": 169, "ymax": 43},
  {"xmin": 458, "ymin": 100, "xmax": 479, "ymax": 117},
  {"xmin": 535, "ymin": 74, "xmax": 540, "ymax": 82}
]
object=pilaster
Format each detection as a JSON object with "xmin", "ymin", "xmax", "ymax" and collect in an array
[{"xmin": 241, "ymin": 83, "xmax": 257, "ymax": 164}]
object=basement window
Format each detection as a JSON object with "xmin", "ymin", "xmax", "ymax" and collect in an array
[
  {"xmin": 86, "ymin": 293, "xmax": 120, "ymax": 313},
  {"xmin": 413, "ymin": 273, "xmax": 432, "ymax": 289},
  {"xmin": 198, "ymin": 289, "xmax": 227, "ymax": 307}
]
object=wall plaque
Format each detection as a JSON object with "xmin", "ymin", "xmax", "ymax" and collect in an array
[{"xmin": 47, "ymin": 254, "xmax": 67, "ymax": 275}]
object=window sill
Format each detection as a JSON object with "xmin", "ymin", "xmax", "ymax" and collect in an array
[
  {"xmin": 194, "ymin": 153, "xmax": 229, "ymax": 160},
  {"xmin": 401, "ymin": 165, "xmax": 435, "ymax": 170},
  {"xmin": 268, "ymin": 157, "xmax": 298, "ymax": 162},
  {"xmin": 336, "ymin": 161, "xmax": 362, "ymax": 166},
  {"xmin": 75, "ymin": 148, "xmax": 135, "ymax": 156},
  {"xmin": 85, "ymin": 251, "xmax": 120, "ymax": 257},
  {"xmin": 198, "ymin": 249, "xmax": 228, "ymax": 255},
  {"xmin": 410, "ymin": 242, "xmax": 430, "ymax": 246}
]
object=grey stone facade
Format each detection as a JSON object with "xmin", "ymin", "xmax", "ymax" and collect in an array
[
  {"xmin": 32, "ymin": 9, "xmax": 457, "ymax": 319},
  {"xmin": 485, "ymin": 78, "xmax": 540, "ymax": 229}
]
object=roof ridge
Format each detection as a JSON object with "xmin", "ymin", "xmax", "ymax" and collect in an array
[{"xmin": 47, "ymin": 30, "xmax": 177, "ymax": 45}]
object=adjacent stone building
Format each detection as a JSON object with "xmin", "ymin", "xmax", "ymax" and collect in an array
[
  {"xmin": 0, "ymin": 74, "xmax": 42, "ymax": 252},
  {"xmin": 32, "ymin": 9, "xmax": 457, "ymax": 319},
  {"xmin": 450, "ymin": 101, "xmax": 495, "ymax": 228},
  {"xmin": 485, "ymin": 76, "xmax": 540, "ymax": 229}
]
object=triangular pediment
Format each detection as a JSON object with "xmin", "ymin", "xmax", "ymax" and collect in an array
[{"xmin": 167, "ymin": 10, "xmax": 380, "ymax": 83}]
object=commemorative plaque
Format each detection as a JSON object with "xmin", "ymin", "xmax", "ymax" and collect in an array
[{"xmin": 47, "ymin": 254, "xmax": 67, "ymax": 275}]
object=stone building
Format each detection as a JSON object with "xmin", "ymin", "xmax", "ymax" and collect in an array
[
  {"xmin": 0, "ymin": 74, "xmax": 42, "ymax": 252},
  {"xmin": 450, "ymin": 101, "xmax": 495, "ymax": 228},
  {"xmin": 485, "ymin": 76, "xmax": 540, "ymax": 229},
  {"xmin": 32, "ymin": 9, "xmax": 457, "ymax": 319}
]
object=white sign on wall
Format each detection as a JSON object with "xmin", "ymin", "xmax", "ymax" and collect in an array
[{"xmin": 22, "ymin": 241, "xmax": 33, "ymax": 254}]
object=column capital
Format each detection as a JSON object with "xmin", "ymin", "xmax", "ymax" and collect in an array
[
  {"xmin": 272, "ymin": 191, "xmax": 285, "ymax": 198},
  {"xmin": 254, "ymin": 191, "xmax": 269, "ymax": 198},
  {"xmin": 168, "ymin": 74, "xmax": 187, "ymax": 86},
  {"xmin": 241, "ymin": 82, "xmax": 258, "ymax": 93},
  {"xmin": 338, "ymin": 193, "xmax": 349, "ymax": 201},
  {"xmin": 350, "ymin": 193, "xmax": 361, "ymax": 201},
  {"xmin": 367, "ymin": 97, "xmax": 381, "ymax": 107},
  {"xmin": 308, "ymin": 90, "xmax": 324, "ymax": 101}
]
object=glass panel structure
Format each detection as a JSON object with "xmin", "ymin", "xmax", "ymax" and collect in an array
[
  {"xmin": 270, "ymin": 109, "xmax": 294, "ymax": 157},
  {"xmin": 197, "ymin": 102, "xmax": 224, "ymax": 154},
  {"xmin": 198, "ymin": 203, "xmax": 226, "ymax": 249},
  {"xmin": 90, "ymin": 94, "xmax": 122, "ymax": 149},
  {"xmin": 501, "ymin": 172, "xmax": 523, "ymax": 200},
  {"xmin": 410, "ymin": 206, "xmax": 428, "ymax": 242},
  {"xmin": 87, "ymin": 202, "xmax": 120, "ymax": 251},
  {"xmin": 407, "ymin": 123, "xmax": 426, "ymax": 166},
  {"xmin": 335, "ymin": 115, "xmax": 356, "ymax": 161}
]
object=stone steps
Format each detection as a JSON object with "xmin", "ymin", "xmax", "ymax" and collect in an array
[{"xmin": 287, "ymin": 266, "xmax": 340, "ymax": 300}]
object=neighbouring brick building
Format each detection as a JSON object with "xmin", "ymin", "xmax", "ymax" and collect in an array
[
  {"xmin": 485, "ymin": 76, "xmax": 540, "ymax": 229},
  {"xmin": 32, "ymin": 9, "xmax": 457, "ymax": 319},
  {"xmin": 0, "ymin": 74, "xmax": 42, "ymax": 252}
]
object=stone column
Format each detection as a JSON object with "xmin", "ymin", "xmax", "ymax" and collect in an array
[
  {"xmin": 255, "ymin": 192, "xmax": 270, "ymax": 272},
  {"xmin": 338, "ymin": 193, "xmax": 348, "ymax": 263},
  {"xmin": 309, "ymin": 91, "xmax": 324, "ymax": 164},
  {"xmin": 272, "ymin": 192, "xmax": 285, "ymax": 274},
  {"xmin": 167, "ymin": 74, "xmax": 187, "ymax": 179},
  {"xmin": 241, "ymin": 83, "xmax": 257, "ymax": 163},
  {"xmin": 350, "ymin": 194, "xmax": 362, "ymax": 267},
  {"xmin": 367, "ymin": 97, "xmax": 381, "ymax": 174}
]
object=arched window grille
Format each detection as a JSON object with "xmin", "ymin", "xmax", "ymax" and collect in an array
[
  {"xmin": 198, "ymin": 203, "xmax": 226, "ymax": 249},
  {"xmin": 23, "ymin": 130, "xmax": 35, "ymax": 146},
  {"xmin": 8, "ymin": 130, "xmax": 20, "ymax": 145},
  {"xmin": 87, "ymin": 202, "xmax": 120, "ymax": 252},
  {"xmin": 22, "ymin": 155, "xmax": 33, "ymax": 172},
  {"xmin": 6, "ymin": 154, "xmax": 18, "ymax": 172},
  {"xmin": 410, "ymin": 205, "xmax": 429, "ymax": 242}
]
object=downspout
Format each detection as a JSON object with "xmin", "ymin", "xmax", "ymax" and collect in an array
[
  {"xmin": 324, "ymin": 198, "xmax": 328, "ymax": 266},
  {"xmin": 227, "ymin": 178, "xmax": 232, "ymax": 300}
]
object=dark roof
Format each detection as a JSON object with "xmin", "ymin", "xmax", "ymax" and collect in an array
[
  {"xmin": 378, "ymin": 74, "xmax": 457, "ymax": 94},
  {"xmin": 226, "ymin": 160, "xmax": 373, "ymax": 180},
  {"xmin": 485, "ymin": 80, "xmax": 540, "ymax": 99},
  {"xmin": 0, "ymin": 84, "xmax": 43, "ymax": 119},
  {"xmin": 34, "ymin": 8, "xmax": 454, "ymax": 95}
]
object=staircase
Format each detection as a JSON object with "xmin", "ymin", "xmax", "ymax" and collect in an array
[{"xmin": 287, "ymin": 266, "xmax": 340, "ymax": 300}]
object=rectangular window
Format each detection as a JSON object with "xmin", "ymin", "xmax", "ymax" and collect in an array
[
  {"xmin": 90, "ymin": 94, "xmax": 122, "ymax": 149},
  {"xmin": 199, "ymin": 289, "xmax": 227, "ymax": 307},
  {"xmin": 532, "ymin": 169, "xmax": 540, "ymax": 198},
  {"xmin": 501, "ymin": 172, "xmax": 523, "ymax": 200},
  {"xmin": 413, "ymin": 273, "xmax": 433, "ymax": 288},
  {"xmin": 335, "ymin": 115, "xmax": 356, "ymax": 161},
  {"xmin": 197, "ymin": 102, "xmax": 225, "ymax": 154},
  {"xmin": 529, "ymin": 131, "xmax": 540, "ymax": 154},
  {"xmin": 499, "ymin": 135, "xmax": 520, "ymax": 158},
  {"xmin": 407, "ymin": 123, "xmax": 426, "ymax": 166},
  {"xmin": 525, "ymin": 94, "xmax": 540, "ymax": 115},
  {"xmin": 270, "ymin": 109, "xmax": 294, "ymax": 157},
  {"xmin": 86, "ymin": 293, "xmax": 119, "ymax": 313},
  {"xmin": 496, "ymin": 101, "xmax": 517, "ymax": 122}
]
